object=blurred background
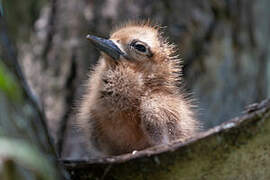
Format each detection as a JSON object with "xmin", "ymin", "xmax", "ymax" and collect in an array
[{"xmin": 2, "ymin": 0, "xmax": 270, "ymax": 158}]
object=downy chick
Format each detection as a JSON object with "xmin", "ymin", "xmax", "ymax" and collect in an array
[{"xmin": 77, "ymin": 21, "xmax": 198, "ymax": 156}]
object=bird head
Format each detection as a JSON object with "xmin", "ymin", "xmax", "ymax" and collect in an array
[{"xmin": 86, "ymin": 21, "xmax": 177, "ymax": 68}]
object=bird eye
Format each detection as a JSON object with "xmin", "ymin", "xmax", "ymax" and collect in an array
[
  {"xmin": 134, "ymin": 44, "xmax": 146, "ymax": 52},
  {"xmin": 130, "ymin": 40, "xmax": 153, "ymax": 57}
]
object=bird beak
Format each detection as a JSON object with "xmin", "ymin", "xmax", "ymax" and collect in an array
[{"xmin": 86, "ymin": 34, "xmax": 124, "ymax": 60}]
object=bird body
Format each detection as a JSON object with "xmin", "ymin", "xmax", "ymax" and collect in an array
[{"xmin": 78, "ymin": 22, "xmax": 198, "ymax": 156}]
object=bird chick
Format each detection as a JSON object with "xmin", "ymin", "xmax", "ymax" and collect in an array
[{"xmin": 77, "ymin": 21, "xmax": 198, "ymax": 156}]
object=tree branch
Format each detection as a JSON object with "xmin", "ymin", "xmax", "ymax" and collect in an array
[{"xmin": 60, "ymin": 98, "xmax": 270, "ymax": 179}]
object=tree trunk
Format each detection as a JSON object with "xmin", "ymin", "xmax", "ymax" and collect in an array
[{"xmin": 0, "ymin": 15, "xmax": 63, "ymax": 179}]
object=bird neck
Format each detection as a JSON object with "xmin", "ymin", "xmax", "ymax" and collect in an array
[{"xmin": 102, "ymin": 58, "xmax": 180, "ymax": 94}]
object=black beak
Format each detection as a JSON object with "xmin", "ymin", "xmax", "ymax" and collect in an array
[{"xmin": 86, "ymin": 34, "xmax": 124, "ymax": 60}]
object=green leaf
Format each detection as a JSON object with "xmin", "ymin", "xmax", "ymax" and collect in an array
[
  {"xmin": 0, "ymin": 61, "xmax": 22, "ymax": 102},
  {"xmin": 0, "ymin": 137, "xmax": 57, "ymax": 180}
]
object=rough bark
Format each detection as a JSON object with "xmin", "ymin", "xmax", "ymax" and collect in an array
[{"xmin": 0, "ymin": 15, "xmax": 64, "ymax": 179}]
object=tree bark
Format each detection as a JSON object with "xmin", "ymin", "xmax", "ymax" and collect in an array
[{"xmin": 0, "ymin": 15, "xmax": 64, "ymax": 179}]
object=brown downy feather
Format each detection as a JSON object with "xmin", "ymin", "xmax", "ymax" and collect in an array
[{"xmin": 77, "ymin": 21, "xmax": 199, "ymax": 156}]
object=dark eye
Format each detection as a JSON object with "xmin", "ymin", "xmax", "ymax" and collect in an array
[
  {"xmin": 130, "ymin": 40, "xmax": 153, "ymax": 57},
  {"xmin": 134, "ymin": 44, "xmax": 146, "ymax": 52}
]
